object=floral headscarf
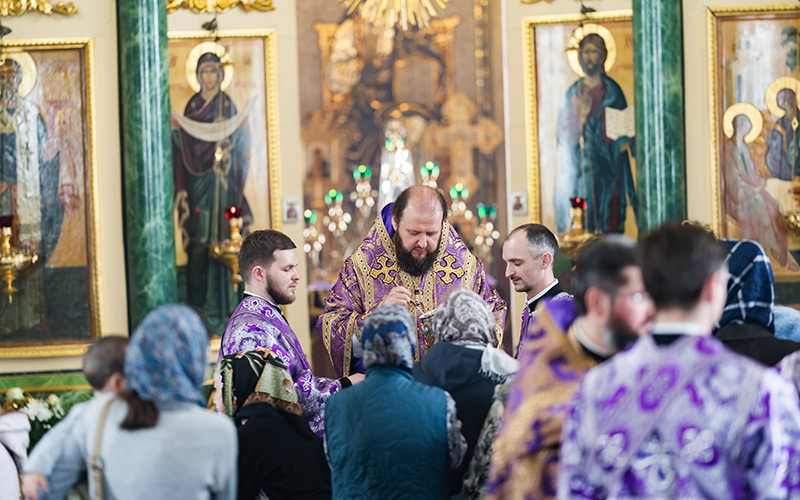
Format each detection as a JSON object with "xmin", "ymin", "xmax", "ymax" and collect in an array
[
  {"xmin": 360, "ymin": 304, "xmax": 416, "ymax": 371},
  {"xmin": 433, "ymin": 289, "xmax": 497, "ymax": 347},
  {"xmin": 125, "ymin": 304, "xmax": 207, "ymax": 406},
  {"xmin": 218, "ymin": 349, "xmax": 302, "ymax": 419}
]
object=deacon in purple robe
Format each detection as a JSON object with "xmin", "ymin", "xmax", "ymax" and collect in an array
[
  {"xmin": 220, "ymin": 230, "xmax": 363, "ymax": 436},
  {"xmin": 559, "ymin": 223, "xmax": 800, "ymax": 499},
  {"xmin": 317, "ymin": 186, "xmax": 507, "ymax": 377},
  {"xmin": 486, "ymin": 236, "xmax": 653, "ymax": 500}
]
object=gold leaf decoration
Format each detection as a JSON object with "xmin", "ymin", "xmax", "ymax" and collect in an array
[
  {"xmin": 0, "ymin": 0, "xmax": 78, "ymax": 16},
  {"xmin": 166, "ymin": 0, "xmax": 275, "ymax": 14},
  {"xmin": 339, "ymin": 0, "xmax": 450, "ymax": 30}
]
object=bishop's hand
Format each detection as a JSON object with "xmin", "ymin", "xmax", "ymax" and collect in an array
[{"xmin": 382, "ymin": 286, "xmax": 412, "ymax": 306}]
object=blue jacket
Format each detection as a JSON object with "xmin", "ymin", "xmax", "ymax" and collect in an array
[{"xmin": 325, "ymin": 365, "xmax": 450, "ymax": 500}]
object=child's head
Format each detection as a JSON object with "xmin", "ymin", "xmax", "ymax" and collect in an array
[{"xmin": 82, "ymin": 336, "xmax": 129, "ymax": 393}]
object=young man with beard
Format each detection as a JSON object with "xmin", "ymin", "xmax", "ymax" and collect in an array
[
  {"xmin": 558, "ymin": 223, "xmax": 800, "ymax": 499},
  {"xmin": 502, "ymin": 224, "xmax": 571, "ymax": 356},
  {"xmin": 220, "ymin": 230, "xmax": 363, "ymax": 436},
  {"xmin": 484, "ymin": 235, "xmax": 654, "ymax": 500},
  {"xmin": 317, "ymin": 185, "xmax": 507, "ymax": 377}
]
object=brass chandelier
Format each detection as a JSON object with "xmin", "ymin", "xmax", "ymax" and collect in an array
[{"xmin": 339, "ymin": 0, "xmax": 450, "ymax": 30}]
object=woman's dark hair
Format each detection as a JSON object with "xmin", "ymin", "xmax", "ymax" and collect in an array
[{"xmin": 119, "ymin": 390, "xmax": 159, "ymax": 430}]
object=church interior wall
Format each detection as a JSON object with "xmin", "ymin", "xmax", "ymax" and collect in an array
[{"xmin": 0, "ymin": 2, "xmax": 126, "ymax": 374}]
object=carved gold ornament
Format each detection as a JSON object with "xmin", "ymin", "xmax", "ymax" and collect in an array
[
  {"xmin": 722, "ymin": 102, "xmax": 763, "ymax": 144},
  {"xmin": 166, "ymin": 0, "xmax": 274, "ymax": 14},
  {"xmin": 339, "ymin": 0, "xmax": 450, "ymax": 30},
  {"xmin": 0, "ymin": 0, "xmax": 77, "ymax": 16},
  {"xmin": 567, "ymin": 23, "xmax": 617, "ymax": 77}
]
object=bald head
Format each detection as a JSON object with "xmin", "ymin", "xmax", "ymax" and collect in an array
[{"xmin": 392, "ymin": 186, "xmax": 448, "ymax": 224}]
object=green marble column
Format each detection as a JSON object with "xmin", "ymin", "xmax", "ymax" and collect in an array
[
  {"xmin": 633, "ymin": 0, "xmax": 687, "ymax": 234},
  {"xmin": 118, "ymin": 0, "xmax": 178, "ymax": 330}
]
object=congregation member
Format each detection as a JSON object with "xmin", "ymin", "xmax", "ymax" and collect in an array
[
  {"xmin": 317, "ymin": 185, "xmax": 507, "ymax": 377},
  {"xmin": 220, "ymin": 229, "xmax": 362, "ymax": 436},
  {"xmin": 22, "ymin": 336, "xmax": 129, "ymax": 500},
  {"xmin": 559, "ymin": 222, "xmax": 800, "ymax": 499},
  {"xmin": 216, "ymin": 349, "xmax": 331, "ymax": 500},
  {"xmin": 413, "ymin": 289, "xmax": 519, "ymax": 496},
  {"xmin": 714, "ymin": 239, "xmax": 800, "ymax": 365},
  {"xmin": 502, "ymin": 223, "xmax": 569, "ymax": 356},
  {"xmin": 485, "ymin": 235, "xmax": 654, "ymax": 500},
  {"xmin": 0, "ymin": 405, "xmax": 29, "ymax": 500},
  {"xmin": 45, "ymin": 304, "xmax": 237, "ymax": 500},
  {"xmin": 325, "ymin": 304, "xmax": 467, "ymax": 500}
]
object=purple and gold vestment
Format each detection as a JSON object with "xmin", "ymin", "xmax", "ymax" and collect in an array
[
  {"xmin": 221, "ymin": 295, "xmax": 340, "ymax": 436},
  {"xmin": 317, "ymin": 213, "xmax": 507, "ymax": 377},
  {"xmin": 559, "ymin": 333, "xmax": 800, "ymax": 499},
  {"xmin": 487, "ymin": 297, "xmax": 595, "ymax": 500}
]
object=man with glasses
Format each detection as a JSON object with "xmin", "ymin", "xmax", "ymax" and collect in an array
[
  {"xmin": 484, "ymin": 235, "xmax": 653, "ymax": 500},
  {"xmin": 502, "ymin": 224, "xmax": 571, "ymax": 357},
  {"xmin": 559, "ymin": 222, "xmax": 800, "ymax": 499}
]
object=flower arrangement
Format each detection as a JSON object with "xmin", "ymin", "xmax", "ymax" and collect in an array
[{"xmin": 3, "ymin": 387, "xmax": 66, "ymax": 448}]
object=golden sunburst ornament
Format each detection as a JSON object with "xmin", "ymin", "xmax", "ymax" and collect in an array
[{"xmin": 340, "ymin": 0, "xmax": 450, "ymax": 30}]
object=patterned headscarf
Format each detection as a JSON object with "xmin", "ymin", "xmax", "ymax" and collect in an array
[
  {"xmin": 218, "ymin": 349, "xmax": 302, "ymax": 419},
  {"xmin": 360, "ymin": 304, "xmax": 416, "ymax": 371},
  {"xmin": 433, "ymin": 289, "xmax": 497, "ymax": 347},
  {"xmin": 717, "ymin": 239, "xmax": 775, "ymax": 332},
  {"xmin": 125, "ymin": 304, "xmax": 208, "ymax": 406}
]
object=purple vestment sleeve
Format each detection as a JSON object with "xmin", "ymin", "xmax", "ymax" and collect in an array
[{"xmin": 222, "ymin": 296, "xmax": 341, "ymax": 436}]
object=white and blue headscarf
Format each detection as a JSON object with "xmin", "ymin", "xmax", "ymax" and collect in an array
[
  {"xmin": 717, "ymin": 239, "xmax": 775, "ymax": 333},
  {"xmin": 125, "ymin": 304, "xmax": 208, "ymax": 406},
  {"xmin": 360, "ymin": 304, "xmax": 416, "ymax": 372}
]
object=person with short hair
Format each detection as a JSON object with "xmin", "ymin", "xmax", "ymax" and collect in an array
[
  {"xmin": 22, "ymin": 335, "xmax": 129, "ymax": 500},
  {"xmin": 44, "ymin": 305, "xmax": 238, "ymax": 500},
  {"xmin": 215, "ymin": 349, "xmax": 331, "ymax": 500},
  {"xmin": 502, "ymin": 223, "xmax": 570, "ymax": 356},
  {"xmin": 559, "ymin": 222, "xmax": 800, "ymax": 499},
  {"xmin": 317, "ymin": 185, "xmax": 507, "ymax": 377},
  {"xmin": 325, "ymin": 304, "xmax": 467, "ymax": 500},
  {"xmin": 483, "ymin": 235, "xmax": 653, "ymax": 500},
  {"xmin": 221, "ymin": 229, "xmax": 361, "ymax": 436}
]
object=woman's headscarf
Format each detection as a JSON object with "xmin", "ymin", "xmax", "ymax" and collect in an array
[
  {"xmin": 717, "ymin": 239, "xmax": 775, "ymax": 332},
  {"xmin": 125, "ymin": 304, "xmax": 208, "ymax": 406},
  {"xmin": 433, "ymin": 289, "xmax": 497, "ymax": 347},
  {"xmin": 360, "ymin": 304, "xmax": 416, "ymax": 371},
  {"xmin": 217, "ymin": 349, "xmax": 302, "ymax": 420},
  {"xmin": 433, "ymin": 289, "xmax": 518, "ymax": 382}
]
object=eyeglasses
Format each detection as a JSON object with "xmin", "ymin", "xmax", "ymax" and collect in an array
[{"xmin": 609, "ymin": 291, "xmax": 651, "ymax": 304}]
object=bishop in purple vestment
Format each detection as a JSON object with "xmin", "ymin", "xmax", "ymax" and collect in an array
[
  {"xmin": 559, "ymin": 223, "xmax": 800, "ymax": 499},
  {"xmin": 220, "ymin": 230, "xmax": 362, "ymax": 436},
  {"xmin": 317, "ymin": 186, "xmax": 507, "ymax": 377}
]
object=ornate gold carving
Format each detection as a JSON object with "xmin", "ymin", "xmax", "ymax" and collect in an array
[
  {"xmin": 166, "ymin": 0, "xmax": 274, "ymax": 14},
  {"xmin": 522, "ymin": 10, "xmax": 633, "ymax": 224},
  {"xmin": 340, "ymin": 0, "xmax": 450, "ymax": 30},
  {"xmin": 0, "ymin": 0, "xmax": 77, "ymax": 16}
]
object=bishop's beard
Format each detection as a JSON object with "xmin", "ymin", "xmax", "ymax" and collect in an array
[{"xmin": 393, "ymin": 232, "xmax": 439, "ymax": 277}]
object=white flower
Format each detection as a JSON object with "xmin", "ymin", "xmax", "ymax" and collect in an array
[
  {"xmin": 46, "ymin": 394, "xmax": 60, "ymax": 407},
  {"xmin": 7, "ymin": 387, "xmax": 24, "ymax": 400},
  {"xmin": 23, "ymin": 400, "xmax": 53, "ymax": 422}
]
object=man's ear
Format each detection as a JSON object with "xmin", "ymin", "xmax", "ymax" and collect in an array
[
  {"xmin": 701, "ymin": 268, "xmax": 727, "ymax": 304},
  {"xmin": 391, "ymin": 215, "xmax": 398, "ymax": 231},
  {"xmin": 541, "ymin": 252, "xmax": 553, "ymax": 269},
  {"xmin": 584, "ymin": 286, "xmax": 610, "ymax": 318},
  {"xmin": 251, "ymin": 264, "xmax": 266, "ymax": 283}
]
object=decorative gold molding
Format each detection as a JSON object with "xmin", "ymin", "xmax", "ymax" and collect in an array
[
  {"xmin": 0, "ymin": 37, "xmax": 101, "ymax": 359},
  {"xmin": 168, "ymin": 29, "xmax": 282, "ymax": 231},
  {"xmin": 0, "ymin": 384, "xmax": 91, "ymax": 393},
  {"xmin": 521, "ymin": 10, "xmax": 633, "ymax": 224},
  {"xmin": 0, "ymin": 0, "xmax": 77, "ymax": 16},
  {"xmin": 705, "ymin": 4, "xmax": 800, "ymax": 238},
  {"xmin": 521, "ymin": 0, "xmax": 556, "ymax": 3},
  {"xmin": 166, "ymin": 0, "xmax": 274, "ymax": 14}
]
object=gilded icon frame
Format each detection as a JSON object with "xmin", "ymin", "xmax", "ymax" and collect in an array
[
  {"xmin": 522, "ymin": 10, "xmax": 637, "ymax": 237},
  {"xmin": 0, "ymin": 37, "xmax": 101, "ymax": 359},
  {"xmin": 707, "ymin": 5, "xmax": 800, "ymax": 297}
]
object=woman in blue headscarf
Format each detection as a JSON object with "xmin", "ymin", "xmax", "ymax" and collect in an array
[
  {"xmin": 324, "ymin": 303, "xmax": 466, "ymax": 500},
  {"xmin": 45, "ymin": 304, "xmax": 237, "ymax": 500}
]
